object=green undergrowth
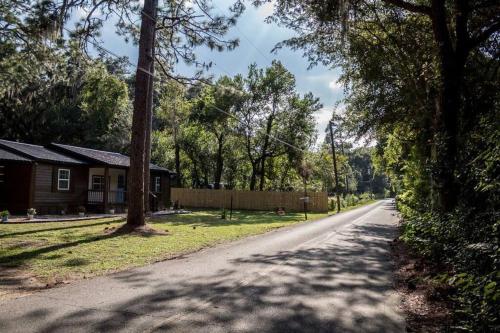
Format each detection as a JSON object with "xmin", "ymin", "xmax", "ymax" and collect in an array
[
  {"xmin": 328, "ymin": 192, "xmax": 378, "ymax": 214},
  {"xmin": 398, "ymin": 198, "xmax": 499, "ymax": 332}
]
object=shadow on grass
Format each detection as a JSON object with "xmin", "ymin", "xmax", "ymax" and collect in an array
[
  {"xmin": 1, "ymin": 205, "xmax": 404, "ymax": 333},
  {"xmin": 153, "ymin": 210, "xmax": 309, "ymax": 228},
  {"xmin": 0, "ymin": 219, "xmax": 124, "ymax": 239},
  {"xmin": 0, "ymin": 233, "xmax": 117, "ymax": 268}
]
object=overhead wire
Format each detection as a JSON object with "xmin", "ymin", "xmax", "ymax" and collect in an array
[
  {"xmin": 14, "ymin": 6, "xmax": 336, "ymax": 196},
  {"xmin": 16, "ymin": 9, "xmax": 313, "ymax": 172},
  {"xmin": 55, "ymin": 20, "xmax": 310, "ymax": 154}
]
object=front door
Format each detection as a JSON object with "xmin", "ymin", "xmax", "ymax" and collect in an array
[
  {"xmin": 0, "ymin": 165, "xmax": 6, "ymax": 209},
  {"xmin": 116, "ymin": 174, "xmax": 125, "ymax": 203}
]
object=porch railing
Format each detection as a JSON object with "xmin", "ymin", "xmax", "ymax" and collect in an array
[{"xmin": 87, "ymin": 190, "xmax": 127, "ymax": 204}]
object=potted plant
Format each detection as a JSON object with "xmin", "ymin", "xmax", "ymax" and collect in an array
[
  {"xmin": 59, "ymin": 205, "xmax": 67, "ymax": 215},
  {"xmin": 1, "ymin": 210, "xmax": 9, "ymax": 223},
  {"xmin": 27, "ymin": 208, "xmax": 36, "ymax": 220},
  {"xmin": 78, "ymin": 206, "xmax": 86, "ymax": 217},
  {"xmin": 108, "ymin": 206, "xmax": 115, "ymax": 214}
]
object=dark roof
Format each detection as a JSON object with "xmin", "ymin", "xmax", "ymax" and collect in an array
[
  {"xmin": 0, "ymin": 140, "xmax": 85, "ymax": 165},
  {"xmin": 51, "ymin": 143, "xmax": 171, "ymax": 172},
  {"xmin": 0, "ymin": 147, "xmax": 32, "ymax": 162}
]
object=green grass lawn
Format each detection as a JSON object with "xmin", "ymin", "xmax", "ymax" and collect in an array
[
  {"xmin": 0, "ymin": 210, "xmax": 326, "ymax": 284},
  {"xmin": 328, "ymin": 199, "xmax": 377, "ymax": 214}
]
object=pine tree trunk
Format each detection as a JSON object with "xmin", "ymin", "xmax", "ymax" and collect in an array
[
  {"xmin": 126, "ymin": 0, "xmax": 157, "ymax": 227},
  {"xmin": 143, "ymin": 46, "xmax": 155, "ymax": 215}
]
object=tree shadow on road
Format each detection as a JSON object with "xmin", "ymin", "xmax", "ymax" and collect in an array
[{"xmin": 1, "ymin": 217, "xmax": 403, "ymax": 333}]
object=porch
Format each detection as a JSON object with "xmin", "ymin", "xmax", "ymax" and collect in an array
[
  {"xmin": 85, "ymin": 167, "xmax": 162, "ymax": 212},
  {"xmin": 87, "ymin": 190, "xmax": 127, "ymax": 205},
  {"xmin": 85, "ymin": 167, "xmax": 126, "ymax": 212}
]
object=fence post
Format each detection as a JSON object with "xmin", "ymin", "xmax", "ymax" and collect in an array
[{"xmin": 230, "ymin": 195, "xmax": 233, "ymax": 220}]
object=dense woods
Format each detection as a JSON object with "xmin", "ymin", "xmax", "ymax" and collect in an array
[{"xmin": 257, "ymin": 0, "xmax": 499, "ymax": 329}]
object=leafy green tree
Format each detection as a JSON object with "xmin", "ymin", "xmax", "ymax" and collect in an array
[
  {"xmin": 235, "ymin": 61, "xmax": 319, "ymax": 190},
  {"xmin": 155, "ymin": 80, "xmax": 192, "ymax": 186},
  {"xmin": 255, "ymin": 0, "xmax": 499, "ymax": 212},
  {"xmin": 0, "ymin": 41, "xmax": 131, "ymax": 150},
  {"xmin": 79, "ymin": 65, "xmax": 131, "ymax": 150},
  {"xmin": 191, "ymin": 76, "xmax": 246, "ymax": 189}
]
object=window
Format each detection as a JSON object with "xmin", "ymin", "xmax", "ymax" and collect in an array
[
  {"xmin": 0, "ymin": 166, "xmax": 4, "ymax": 184},
  {"xmin": 92, "ymin": 175, "xmax": 105, "ymax": 191},
  {"xmin": 57, "ymin": 169, "xmax": 70, "ymax": 191},
  {"xmin": 154, "ymin": 176, "xmax": 161, "ymax": 193}
]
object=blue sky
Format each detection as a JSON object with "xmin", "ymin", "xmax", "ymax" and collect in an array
[{"xmin": 82, "ymin": 1, "xmax": 344, "ymax": 142}]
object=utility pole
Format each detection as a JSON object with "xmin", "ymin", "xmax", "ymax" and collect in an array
[
  {"xmin": 329, "ymin": 120, "xmax": 341, "ymax": 213},
  {"xmin": 339, "ymin": 136, "xmax": 349, "ymax": 195},
  {"xmin": 303, "ymin": 177, "xmax": 308, "ymax": 220}
]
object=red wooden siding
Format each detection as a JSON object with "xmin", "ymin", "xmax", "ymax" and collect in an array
[{"xmin": 0, "ymin": 162, "xmax": 32, "ymax": 213}]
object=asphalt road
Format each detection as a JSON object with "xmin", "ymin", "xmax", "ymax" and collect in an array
[{"xmin": 0, "ymin": 199, "xmax": 405, "ymax": 333}]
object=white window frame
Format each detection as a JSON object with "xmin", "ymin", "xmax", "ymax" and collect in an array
[
  {"xmin": 154, "ymin": 176, "xmax": 161, "ymax": 193},
  {"xmin": 92, "ymin": 175, "xmax": 105, "ymax": 191},
  {"xmin": 57, "ymin": 168, "xmax": 71, "ymax": 191}
]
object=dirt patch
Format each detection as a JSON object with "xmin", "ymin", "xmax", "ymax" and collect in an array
[
  {"xmin": 105, "ymin": 223, "xmax": 169, "ymax": 236},
  {"xmin": 0, "ymin": 265, "xmax": 80, "ymax": 300},
  {"xmin": 391, "ymin": 237, "xmax": 454, "ymax": 332},
  {"xmin": 0, "ymin": 266, "xmax": 47, "ymax": 300},
  {"xmin": 4, "ymin": 239, "xmax": 48, "ymax": 249}
]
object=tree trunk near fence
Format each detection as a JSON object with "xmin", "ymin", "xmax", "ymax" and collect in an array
[
  {"xmin": 126, "ymin": 0, "xmax": 157, "ymax": 228},
  {"xmin": 174, "ymin": 142, "xmax": 181, "ymax": 187},
  {"xmin": 214, "ymin": 133, "xmax": 224, "ymax": 189},
  {"xmin": 258, "ymin": 112, "xmax": 275, "ymax": 191},
  {"xmin": 249, "ymin": 163, "xmax": 258, "ymax": 191}
]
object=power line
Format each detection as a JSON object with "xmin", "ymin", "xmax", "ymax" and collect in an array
[
  {"xmin": 212, "ymin": 3, "xmax": 274, "ymax": 64},
  {"xmin": 10, "ymin": 5, "xmax": 312, "ymax": 155},
  {"xmin": 53, "ymin": 23, "xmax": 309, "ymax": 153}
]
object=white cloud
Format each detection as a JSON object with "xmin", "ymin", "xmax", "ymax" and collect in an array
[
  {"xmin": 314, "ymin": 107, "xmax": 333, "ymax": 134},
  {"xmin": 315, "ymin": 107, "xmax": 332, "ymax": 121},
  {"xmin": 328, "ymin": 80, "xmax": 343, "ymax": 92},
  {"xmin": 256, "ymin": 2, "xmax": 275, "ymax": 18}
]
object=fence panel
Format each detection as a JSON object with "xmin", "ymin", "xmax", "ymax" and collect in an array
[{"xmin": 170, "ymin": 188, "xmax": 328, "ymax": 213}]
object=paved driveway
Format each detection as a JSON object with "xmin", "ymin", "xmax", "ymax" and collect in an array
[{"xmin": 0, "ymin": 200, "xmax": 404, "ymax": 332}]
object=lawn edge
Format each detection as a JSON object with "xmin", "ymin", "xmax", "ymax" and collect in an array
[{"xmin": 1, "ymin": 210, "xmax": 331, "ymax": 299}]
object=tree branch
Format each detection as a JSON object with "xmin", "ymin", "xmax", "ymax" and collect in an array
[
  {"xmin": 380, "ymin": 0, "xmax": 432, "ymax": 15},
  {"xmin": 469, "ymin": 20, "xmax": 500, "ymax": 49}
]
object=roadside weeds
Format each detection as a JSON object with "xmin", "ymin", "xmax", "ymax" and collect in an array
[{"xmin": 391, "ymin": 234, "xmax": 454, "ymax": 332}]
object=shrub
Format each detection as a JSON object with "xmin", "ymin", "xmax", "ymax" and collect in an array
[{"xmin": 400, "ymin": 207, "xmax": 500, "ymax": 330}]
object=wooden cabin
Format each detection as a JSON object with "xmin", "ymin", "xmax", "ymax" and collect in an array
[{"xmin": 0, "ymin": 139, "xmax": 173, "ymax": 214}]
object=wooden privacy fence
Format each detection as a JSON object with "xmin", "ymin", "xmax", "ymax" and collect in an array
[{"xmin": 171, "ymin": 188, "xmax": 328, "ymax": 213}]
